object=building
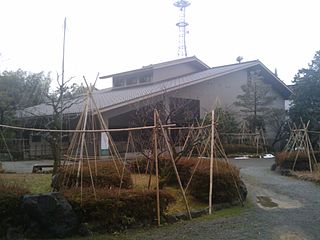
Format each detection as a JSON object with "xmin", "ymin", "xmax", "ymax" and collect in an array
[{"xmin": 18, "ymin": 56, "xmax": 292, "ymax": 159}]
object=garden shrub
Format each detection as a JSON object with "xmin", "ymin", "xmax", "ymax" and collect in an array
[
  {"xmin": 0, "ymin": 184, "xmax": 30, "ymax": 237},
  {"xmin": 130, "ymin": 156, "xmax": 246, "ymax": 204},
  {"xmin": 57, "ymin": 161, "xmax": 133, "ymax": 189},
  {"xmin": 63, "ymin": 188, "xmax": 174, "ymax": 232},
  {"xmin": 0, "ymin": 162, "xmax": 4, "ymax": 173},
  {"xmin": 275, "ymin": 151, "xmax": 320, "ymax": 171},
  {"xmin": 162, "ymin": 157, "xmax": 245, "ymax": 204},
  {"xmin": 189, "ymin": 160, "xmax": 245, "ymax": 203},
  {"xmin": 129, "ymin": 157, "xmax": 171, "ymax": 175},
  {"xmin": 128, "ymin": 157, "xmax": 151, "ymax": 174}
]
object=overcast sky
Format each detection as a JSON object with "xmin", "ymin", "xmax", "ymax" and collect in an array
[{"xmin": 0, "ymin": 0, "xmax": 319, "ymax": 89}]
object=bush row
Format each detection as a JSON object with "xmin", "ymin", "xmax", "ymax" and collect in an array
[
  {"xmin": 189, "ymin": 159, "xmax": 246, "ymax": 203},
  {"xmin": 223, "ymin": 144, "xmax": 264, "ymax": 155},
  {"xmin": 56, "ymin": 161, "xmax": 133, "ymax": 190},
  {"xmin": 275, "ymin": 151, "xmax": 320, "ymax": 171},
  {"xmin": 130, "ymin": 156, "xmax": 246, "ymax": 204},
  {"xmin": 0, "ymin": 162, "xmax": 4, "ymax": 173},
  {"xmin": 63, "ymin": 188, "xmax": 174, "ymax": 232},
  {"xmin": 171, "ymin": 157, "xmax": 246, "ymax": 203},
  {"xmin": 0, "ymin": 184, "xmax": 30, "ymax": 237}
]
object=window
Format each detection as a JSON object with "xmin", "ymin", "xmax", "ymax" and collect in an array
[
  {"xmin": 126, "ymin": 77, "xmax": 138, "ymax": 86},
  {"xmin": 31, "ymin": 135, "xmax": 41, "ymax": 142},
  {"xmin": 113, "ymin": 78, "xmax": 125, "ymax": 87},
  {"xmin": 139, "ymin": 75, "xmax": 152, "ymax": 83}
]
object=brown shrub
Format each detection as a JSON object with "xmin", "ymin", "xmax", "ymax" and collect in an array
[
  {"xmin": 189, "ymin": 160, "xmax": 243, "ymax": 203},
  {"xmin": 275, "ymin": 151, "xmax": 320, "ymax": 171},
  {"xmin": 0, "ymin": 162, "xmax": 4, "ymax": 173},
  {"xmin": 58, "ymin": 161, "xmax": 133, "ymax": 190},
  {"xmin": 63, "ymin": 188, "xmax": 174, "ymax": 231},
  {"xmin": 161, "ymin": 157, "xmax": 244, "ymax": 204},
  {"xmin": 130, "ymin": 156, "xmax": 245, "ymax": 204},
  {"xmin": 0, "ymin": 184, "xmax": 30, "ymax": 237}
]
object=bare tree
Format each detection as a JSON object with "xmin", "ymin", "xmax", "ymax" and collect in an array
[{"xmin": 44, "ymin": 74, "xmax": 84, "ymax": 174}]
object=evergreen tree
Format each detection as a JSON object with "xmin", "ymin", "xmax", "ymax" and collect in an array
[
  {"xmin": 234, "ymin": 70, "xmax": 276, "ymax": 132},
  {"xmin": 289, "ymin": 50, "xmax": 320, "ymax": 145},
  {"xmin": 0, "ymin": 70, "xmax": 50, "ymax": 125}
]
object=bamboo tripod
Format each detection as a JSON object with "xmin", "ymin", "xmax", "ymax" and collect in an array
[
  {"xmin": 0, "ymin": 92, "xmax": 244, "ymax": 227},
  {"xmin": 283, "ymin": 121, "xmax": 318, "ymax": 172}
]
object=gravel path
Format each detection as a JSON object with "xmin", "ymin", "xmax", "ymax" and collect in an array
[{"xmin": 123, "ymin": 158, "xmax": 320, "ymax": 240}]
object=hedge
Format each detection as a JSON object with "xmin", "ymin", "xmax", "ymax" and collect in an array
[
  {"xmin": 63, "ymin": 188, "xmax": 174, "ymax": 232},
  {"xmin": 57, "ymin": 161, "xmax": 133, "ymax": 190},
  {"xmin": 223, "ymin": 144, "xmax": 264, "ymax": 155},
  {"xmin": 163, "ymin": 157, "xmax": 246, "ymax": 204},
  {"xmin": 275, "ymin": 151, "xmax": 320, "ymax": 171},
  {"xmin": 189, "ymin": 160, "xmax": 246, "ymax": 203},
  {"xmin": 0, "ymin": 162, "xmax": 4, "ymax": 173},
  {"xmin": 0, "ymin": 184, "xmax": 30, "ymax": 237}
]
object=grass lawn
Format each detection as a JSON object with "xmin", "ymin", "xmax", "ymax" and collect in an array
[{"xmin": 0, "ymin": 173, "xmax": 52, "ymax": 193}]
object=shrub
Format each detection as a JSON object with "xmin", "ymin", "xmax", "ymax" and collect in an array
[
  {"xmin": 275, "ymin": 151, "xmax": 320, "ymax": 171},
  {"xmin": 131, "ymin": 156, "xmax": 246, "ymax": 204},
  {"xmin": 57, "ymin": 161, "xmax": 133, "ymax": 190},
  {"xmin": 0, "ymin": 184, "xmax": 30, "ymax": 237},
  {"xmin": 162, "ymin": 157, "xmax": 245, "ymax": 204},
  {"xmin": 0, "ymin": 162, "xmax": 4, "ymax": 173},
  {"xmin": 63, "ymin": 188, "xmax": 174, "ymax": 232},
  {"xmin": 189, "ymin": 160, "xmax": 244, "ymax": 203},
  {"xmin": 129, "ymin": 157, "xmax": 171, "ymax": 175}
]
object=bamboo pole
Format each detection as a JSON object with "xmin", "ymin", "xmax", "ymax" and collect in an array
[
  {"xmin": 209, "ymin": 110, "xmax": 214, "ymax": 214},
  {"xmin": 118, "ymin": 132, "xmax": 131, "ymax": 196},
  {"xmin": 76, "ymin": 94, "xmax": 89, "ymax": 187},
  {"xmin": 0, "ymin": 129, "xmax": 14, "ymax": 161},
  {"xmin": 154, "ymin": 110, "xmax": 161, "ymax": 226},
  {"xmin": 84, "ymin": 140, "xmax": 97, "ymax": 200},
  {"xmin": 168, "ymin": 124, "xmax": 211, "ymax": 130},
  {"xmin": 156, "ymin": 110, "xmax": 192, "ymax": 220},
  {"xmin": 0, "ymin": 123, "xmax": 176, "ymax": 133}
]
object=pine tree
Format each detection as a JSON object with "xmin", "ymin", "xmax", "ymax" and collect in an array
[{"xmin": 234, "ymin": 70, "xmax": 276, "ymax": 132}]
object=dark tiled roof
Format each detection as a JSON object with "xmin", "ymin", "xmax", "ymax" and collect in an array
[
  {"xmin": 99, "ymin": 56, "xmax": 210, "ymax": 79},
  {"xmin": 19, "ymin": 60, "xmax": 291, "ymax": 118}
]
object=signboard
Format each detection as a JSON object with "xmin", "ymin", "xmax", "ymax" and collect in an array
[{"xmin": 101, "ymin": 132, "xmax": 109, "ymax": 156}]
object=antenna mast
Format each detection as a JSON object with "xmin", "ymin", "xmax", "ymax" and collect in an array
[{"xmin": 174, "ymin": 0, "xmax": 190, "ymax": 58}]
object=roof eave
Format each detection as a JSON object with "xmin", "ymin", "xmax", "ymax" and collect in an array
[{"xmin": 98, "ymin": 64, "xmax": 255, "ymax": 113}]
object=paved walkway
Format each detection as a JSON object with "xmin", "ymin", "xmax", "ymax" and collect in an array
[{"xmin": 1, "ymin": 160, "xmax": 54, "ymax": 173}]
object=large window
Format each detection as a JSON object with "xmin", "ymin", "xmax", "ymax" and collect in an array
[
  {"xmin": 31, "ymin": 135, "xmax": 41, "ymax": 142},
  {"xmin": 113, "ymin": 73, "xmax": 152, "ymax": 88},
  {"xmin": 139, "ymin": 75, "xmax": 152, "ymax": 84},
  {"xmin": 113, "ymin": 78, "xmax": 125, "ymax": 87},
  {"xmin": 126, "ymin": 77, "xmax": 138, "ymax": 86}
]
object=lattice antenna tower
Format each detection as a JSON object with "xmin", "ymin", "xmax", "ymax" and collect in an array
[{"xmin": 174, "ymin": 0, "xmax": 190, "ymax": 57}]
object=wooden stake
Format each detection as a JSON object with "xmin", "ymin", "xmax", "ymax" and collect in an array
[
  {"xmin": 209, "ymin": 110, "xmax": 214, "ymax": 214},
  {"xmin": 154, "ymin": 110, "xmax": 161, "ymax": 226},
  {"xmin": 76, "ymin": 95, "xmax": 89, "ymax": 187},
  {"xmin": 156, "ymin": 110, "xmax": 192, "ymax": 220}
]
